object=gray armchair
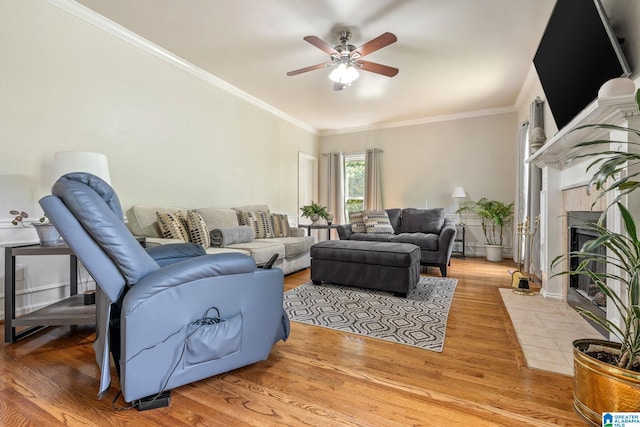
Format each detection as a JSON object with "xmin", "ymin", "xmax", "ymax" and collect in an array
[{"xmin": 40, "ymin": 173, "xmax": 289, "ymax": 407}]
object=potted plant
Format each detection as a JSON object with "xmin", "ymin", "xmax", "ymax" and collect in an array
[
  {"xmin": 300, "ymin": 201, "xmax": 328, "ymax": 224},
  {"xmin": 551, "ymin": 89, "xmax": 640, "ymax": 425},
  {"xmin": 464, "ymin": 198, "xmax": 514, "ymax": 261},
  {"xmin": 9, "ymin": 210, "xmax": 61, "ymax": 247}
]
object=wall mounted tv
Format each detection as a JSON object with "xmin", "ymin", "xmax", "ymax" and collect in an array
[{"xmin": 533, "ymin": 0, "xmax": 631, "ymax": 132}]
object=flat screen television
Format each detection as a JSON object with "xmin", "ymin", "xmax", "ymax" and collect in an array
[{"xmin": 533, "ymin": 0, "xmax": 631, "ymax": 131}]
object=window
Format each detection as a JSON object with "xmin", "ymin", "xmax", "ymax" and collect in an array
[{"xmin": 344, "ymin": 153, "xmax": 365, "ymax": 217}]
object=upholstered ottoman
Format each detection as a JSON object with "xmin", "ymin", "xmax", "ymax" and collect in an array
[{"xmin": 310, "ymin": 240, "xmax": 421, "ymax": 297}]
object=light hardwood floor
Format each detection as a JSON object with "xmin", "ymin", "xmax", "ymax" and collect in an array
[{"xmin": 0, "ymin": 257, "xmax": 587, "ymax": 426}]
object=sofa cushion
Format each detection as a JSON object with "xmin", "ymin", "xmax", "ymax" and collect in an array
[
  {"xmin": 400, "ymin": 208, "xmax": 445, "ymax": 234},
  {"xmin": 194, "ymin": 208, "xmax": 239, "ymax": 230},
  {"xmin": 156, "ymin": 212, "xmax": 190, "ymax": 242},
  {"xmin": 126, "ymin": 205, "xmax": 187, "ymax": 238},
  {"xmin": 362, "ymin": 210, "xmax": 394, "ymax": 234},
  {"xmin": 234, "ymin": 204, "xmax": 270, "ymax": 213},
  {"xmin": 267, "ymin": 236, "xmax": 314, "ymax": 258},
  {"xmin": 385, "ymin": 208, "xmax": 402, "ymax": 233},
  {"xmin": 349, "ymin": 211, "xmax": 366, "ymax": 234},
  {"xmin": 350, "ymin": 232, "xmax": 394, "ymax": 242},
  {"xmin": 239, "ymin": 211, "xmax": 274, "ymax": 239},
  {"xmin": 226, "ymin": 241, "xmax": 284, "ymax": 265},
  {"xmin": 391, "ymin": 233, "xmax": 439, "ymax": 251},
  {"xmin": 271, "ymin": 213, "xmax": 291, "ymax": 237}
]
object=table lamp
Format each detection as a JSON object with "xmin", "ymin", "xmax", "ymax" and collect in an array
[{"xmin": 451, "ymin": 186, "xmax": 467, "ymax": 225}]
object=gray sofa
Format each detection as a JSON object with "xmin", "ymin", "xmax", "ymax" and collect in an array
[
  {"xmin": 336, "ymin": 208, "xmax": 457, "ymax": 276},
  {"xmin": 126, "ymin": 204, "xmax": 313, "ymax": 275}
]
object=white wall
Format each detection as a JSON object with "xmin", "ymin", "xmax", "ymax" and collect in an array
[
  {"xmin": 0, "ymin": 0, "xmax": 318, "ymax": 320},
  {"xmin": 0, "ymin": 1, "xmax": 318, "ymax": 216},
  {"xmin": 319, "ymin": 111, "xmax": 518, "ymax": 255}
]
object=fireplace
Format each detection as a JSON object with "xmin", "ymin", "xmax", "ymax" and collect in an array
[{"xmin": 567, "ymin": 211, "xmax": 607, "ymax": 336}]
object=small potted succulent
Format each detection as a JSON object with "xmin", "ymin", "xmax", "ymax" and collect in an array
[
  {"xmin": 10, "ymin": 210, "xmax": 61, "ymax": 246},
  {"xmin": 300, "ymin": 201, "xmax": 329, "ymax": 224}
]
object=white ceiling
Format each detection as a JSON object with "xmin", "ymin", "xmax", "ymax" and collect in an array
[{"xmin": 73, "ymin": 0, "xmax": 556, "ymax": 132}]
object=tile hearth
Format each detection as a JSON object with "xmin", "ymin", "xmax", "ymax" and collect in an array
[{"xmin": 500, "ymin": 288, "xmax": 605, "ymax": 376}]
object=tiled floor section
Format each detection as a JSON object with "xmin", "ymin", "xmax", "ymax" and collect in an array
[{"xmin": 500, "ymin": 288, "xmax": 605, "ymax": 376}]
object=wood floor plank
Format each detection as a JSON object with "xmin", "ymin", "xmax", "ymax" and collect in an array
[{"xmin": 0, "ymin": 257, "xmax": 588, "ymax": 426}]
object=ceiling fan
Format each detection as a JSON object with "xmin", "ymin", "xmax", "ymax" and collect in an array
[{"xmin": 287, "ymin": 30, "xmax": 399, "ymax": 91}]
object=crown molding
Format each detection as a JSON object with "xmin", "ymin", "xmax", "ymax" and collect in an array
[
  {"xmin": 47, "ymin": 0, "xmax": 318, "ymax": 135},
  {"xmin": 319, "ymin": 106, "xmax": 517, "ymax": 136}
]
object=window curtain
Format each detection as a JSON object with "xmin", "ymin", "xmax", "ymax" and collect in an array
[
  {"xmin": 324, "ymin": 152, "xmax": 345, "ymax": 225},
  {"xmin": 364, "ymin": 148, "xmax": 382, "ymax": 210}
]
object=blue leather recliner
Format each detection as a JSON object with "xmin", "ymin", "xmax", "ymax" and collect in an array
[{"xmin": 39, "ymin": 173, "xmax": 289, "ymax": 405}]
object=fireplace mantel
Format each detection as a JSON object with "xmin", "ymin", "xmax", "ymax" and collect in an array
[
  {"xmin": 528, "ymin": 94, "xmax": 639, "ymax": 169},
  {"xmin": 534, "ymin": 90, "xmax": 639, "ymax": 325}
]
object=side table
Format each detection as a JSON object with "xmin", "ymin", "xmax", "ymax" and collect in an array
[
  {"xmin": 305, "ymin": 224, "xmax": 341, "ymax": 241},
  {"xmin": 4, "ymin": 244, "xmax": 95, "ymax": 343},
  {"xmin": 452, "ymin": 225, "xmax": 466, "ymax": 259}
]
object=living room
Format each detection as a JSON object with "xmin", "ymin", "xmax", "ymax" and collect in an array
[{"xmin": 2, "ymin": 0, "xmax": 640, "ymax": 425}]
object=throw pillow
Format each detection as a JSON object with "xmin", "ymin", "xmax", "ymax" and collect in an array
[
  {"xmin": 156, "ymin": 212, "xmax": 190, "ymax": 242},
  {"xmin": 271, "ymin": 213, "xmax": 291, "ymax": 238},
  {"xmin": 239, "ymin": 211, "xmax": 274, "ymax": 239},
  {"xmin": 362, "ymin": 210, "xmax": 395, "ymax": 234},
  {"xmin": 349, "ymin": 211, "xmax": 366, "ymax": 234},
  {"xmin": 400, "ymin": 208, "xmax": 445, "ymax": 234},
  {"xmin": 186, "ymin": 210, "xmax": 211, "ymax": 248}
]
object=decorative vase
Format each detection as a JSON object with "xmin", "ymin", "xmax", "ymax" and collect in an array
[
  {"xmin": 484, "ymin": 244, "xmax": 504, "ymax": 262},
  {"xmin": 310, "ymin": 214, "xmax": 319, "ymax": 224},
  {"xmin": 33, "ymin": 223, "xmax": 62, "ymax": 247},
  {"xmin": 326, "ymin": 213, "xmax": 334, "ymax": 225},
  {"xmin": 573, "ymin": 339, "xmax": 640, "ymax": 426}
]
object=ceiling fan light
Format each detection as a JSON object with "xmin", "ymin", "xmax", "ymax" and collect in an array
[
  {"xmin": 329, "ymin": 63, "xmax": 359, "ymax": 84},
  {"xmin": 344, "ymin": 65, "xmax": 360, "ymax": 83}
]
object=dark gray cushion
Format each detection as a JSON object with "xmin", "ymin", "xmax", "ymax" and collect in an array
[
  {"xmin": 350, "ymin": 233, "xmax": 394, "ymax": 242},
  {"xmin": 391, "ymin": 233, "xmax": 439, "ymax": 251},
  {"xmin": 385, "ymin": 208, "xmax": 402, "ymax": 233},
  {"xmin": 311, "ymin": 240, "xmax": 420, "ymax": 268},
  {"xmin": 400, "ymin": 208, "xmax": 444, "ymax": 234}
]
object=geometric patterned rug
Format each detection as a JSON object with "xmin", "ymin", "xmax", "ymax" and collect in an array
[{"xmin": 283, "ymin": 277, "xmax": 457, "ymax": 352}]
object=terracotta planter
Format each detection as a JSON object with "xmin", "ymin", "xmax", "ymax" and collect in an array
[
  {"xmin": 573, "ymin": 339, "xmax": 640, "ymax": 426},
  {"xmin": 484, "ymin": 244, "xmax": 503, "ymax": 262}
]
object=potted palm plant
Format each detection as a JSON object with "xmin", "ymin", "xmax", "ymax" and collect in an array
[
  {"xmin": 551, "ymin": 89, "xmax": 640, "ymax": 426},
  {"xmin": 300, "ymin": 201, "xmax": 329, "ymax": 224},
  {"xmin": 464, "ymin": 198, "xmax": 514, "ymax": 261}
]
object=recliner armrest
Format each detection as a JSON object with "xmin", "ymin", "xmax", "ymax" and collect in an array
[
  {"xmin": 124, "ymin": 253, "xmax": 256, "ymax": 311},
  {"xmin": 146, "ymin": 243, "xmax": 205, "ymax": 267}
]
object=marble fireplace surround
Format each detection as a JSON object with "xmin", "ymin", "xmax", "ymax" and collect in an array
[{"xmin": 529, "ymin": 93, "xmax": 640, "ymax": 336}]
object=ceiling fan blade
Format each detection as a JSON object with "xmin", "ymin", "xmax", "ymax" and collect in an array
[
  {"xmin": 287, "ymin": 62, "xmax": 334, "ymax": 76},
  {"xmin": 333, "ymin": 82, "xmax": 346, "ymax": 91},
  {"xmin": 357, "ymin": 60, "xmax": 399, "ymax": 77},
  {"xmin": 303, "ymin": 35, "xmax": 339, "ymax": 56},
  {"xmin": 353, "ymin": 32, "xmax": 397, "ymax": 57}
]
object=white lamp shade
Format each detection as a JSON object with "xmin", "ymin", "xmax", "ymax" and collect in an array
[
  {"xmin": 54, "ymin": 151, "xmax": 111, "ymax": 184},
  {"xmin": 451, "ymin": 187, "xmax": 466, "ymax": 199}
]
